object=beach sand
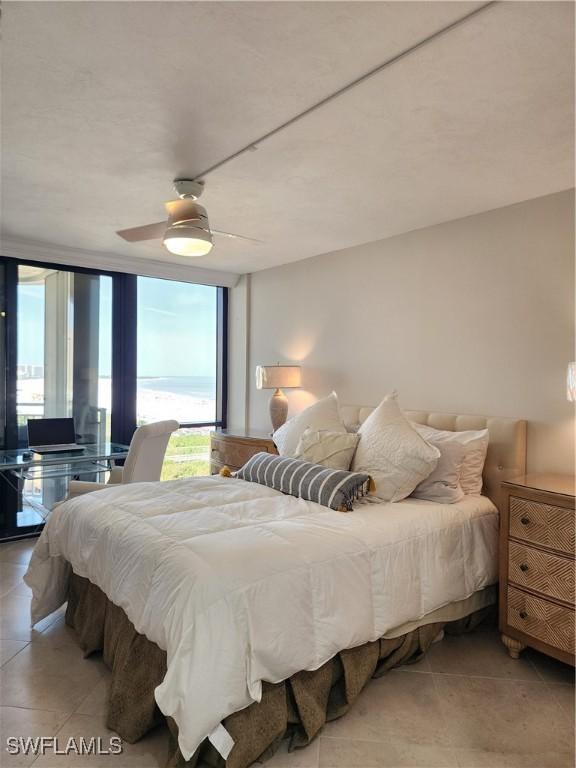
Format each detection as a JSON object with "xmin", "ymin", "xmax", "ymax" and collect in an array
[{"xmin": 17, "ymin": 378, "xmax": 216, "ymax": 425}]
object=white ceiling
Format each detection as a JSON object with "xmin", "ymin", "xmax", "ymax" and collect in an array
[{"xmin": 2, "ymin": 1, "xmax": 574, "ymax": 277}]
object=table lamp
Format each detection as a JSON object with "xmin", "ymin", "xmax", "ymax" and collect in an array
[
  {"xmin": 567, "ymin": 362, "xmax": 576, "ymax": 402},
  {"xmin": 255, "ymin": 364, "xmax": 302, "ymax": 431}
]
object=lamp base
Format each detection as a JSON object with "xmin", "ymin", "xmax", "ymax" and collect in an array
[{"xmin": 269, "ymin": 388, "xmax": 288, "ymax": 432}]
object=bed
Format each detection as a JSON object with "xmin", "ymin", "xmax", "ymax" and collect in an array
[{"xmin": 25, "ymin": 408, "xmax": 527, "ymax": 768}]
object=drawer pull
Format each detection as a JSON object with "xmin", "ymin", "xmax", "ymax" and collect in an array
[
  {"xmin": 520, "ymin": 516, "xmax": 530, "ymax": 525},
  {"xmin": 519, "ymin": 563, "xmax": 529, "ymax": 572},
  {"xmin": 519, "ymin": 610, "xmax": 528, "ymax": 620}
]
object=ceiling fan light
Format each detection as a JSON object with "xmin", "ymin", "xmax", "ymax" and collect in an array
[
  {"xmin": 164, "ymin": 237, "xmax": 213, "ymax": 257},
  {"xmin": 163, "ymin": 223, "xmax": 213, "ymax": 257}
]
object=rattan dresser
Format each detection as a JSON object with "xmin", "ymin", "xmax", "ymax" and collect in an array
[
  {"xmin": 499, "ymin": 474, "xmax": 575, "ymax": 666},
  {"xmin": 209, "ymin": 429, "xmax": 278, "ymax": 475}
]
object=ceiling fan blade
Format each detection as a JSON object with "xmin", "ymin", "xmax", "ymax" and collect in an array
[
  {"xmin": 212, "ymin": 229, "xmax": 263, "ymax": 244},
  {"xmin": 116, "ymin": 221, "xmax": 167, "ymax": 242}
]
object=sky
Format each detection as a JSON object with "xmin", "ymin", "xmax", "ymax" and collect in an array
[
  {"xmin": 17, "ymin": 273, "xmax": 217, "ymax": 379},
  {"xmin": 137, "ymin": 276, "xmax": 217, "ymax": 378}
]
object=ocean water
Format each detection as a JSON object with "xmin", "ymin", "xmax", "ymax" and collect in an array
[{"xmin": 137, "ymin": 376, "xmax": 216, "ymax": 400}]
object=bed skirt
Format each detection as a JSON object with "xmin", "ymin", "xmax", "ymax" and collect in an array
[{"xmin": 65, "ymin": 574, "xmax": 494, "ymax": 768}]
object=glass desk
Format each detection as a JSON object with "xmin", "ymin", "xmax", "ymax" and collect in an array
[
  {"xmin": 0, "ymin": 443, "xmax": 130, "ymax": 477},
  {"xmin": 0, "ymin": 443, "xmax": 130, "ymax": 529}
]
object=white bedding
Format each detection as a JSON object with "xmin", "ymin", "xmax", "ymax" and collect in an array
[{"xmin": 25, "ymin": 475, "xmax": 498, "ymax": 760}]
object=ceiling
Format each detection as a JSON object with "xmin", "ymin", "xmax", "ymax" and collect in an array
[{"xmin": 2, "ymin": 1, "xmax": 574, "ymax": 277}]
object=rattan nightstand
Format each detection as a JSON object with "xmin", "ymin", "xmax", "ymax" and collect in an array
[{"xmin": 499, "ymin": 474, "xmax": 575, "ymax": 665}]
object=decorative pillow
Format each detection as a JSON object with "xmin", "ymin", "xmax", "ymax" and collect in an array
[
  {"xmin": 294, "ymin": 429, "xmax": 359, "ymax": 471},
  {"xmin": 413, "ymin": 424, "xmax": 489, "ymax": 496},
  {"xmin": 411, "ymin": 439, "xmax": 466, "ymax": 504},
  {"xmin": 272, "ymin": 392, "xmax": 346, "ymax": 457},
  {"xmin": 235, "ymin": 452, "xmax": 371, "ymax": 511},
  {"xmin": 351, "ymin": 393, "xmax": 440, "ymax": 502}
]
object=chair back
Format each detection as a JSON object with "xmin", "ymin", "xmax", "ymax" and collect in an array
[{"xmin": 122, "ymin": 420, "xmax": 179, "ymax": 483}]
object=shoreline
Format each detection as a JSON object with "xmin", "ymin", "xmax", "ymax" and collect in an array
[{"xmin": 17, "ymin": 379, "xmax": 216, "ymax": 425}]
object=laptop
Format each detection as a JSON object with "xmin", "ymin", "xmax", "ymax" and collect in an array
[{"xmin": 27, "ymin": 418, "xmax": 85, "ymax": 454}]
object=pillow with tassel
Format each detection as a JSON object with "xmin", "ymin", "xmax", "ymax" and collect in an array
[{"xmin": 232, "ymin": 452, "xmax": 372, "ymax": 512}]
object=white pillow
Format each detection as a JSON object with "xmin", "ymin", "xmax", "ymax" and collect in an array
[
  {"xmin": 273, "ymin": 392, "xmax": 346, "ymax": 456},
  {"xmin": 411, "ymin": 439, "xmax": 466, "ymax": 504},
  {"xmin": 413, "ymin": 424, "xmax": 489, "ymax": 496},
  {"xmin": 352, "ymin": 394, "xmax": 440, "ymax": 502},
  {"xmin": 294, "ymin": 428, "xmax": 360, "ymax": 471}
]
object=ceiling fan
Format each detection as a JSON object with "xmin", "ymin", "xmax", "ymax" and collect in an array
[{"xmin": 116, "ymin": 179, "xmax": 261, "ymax": 257}]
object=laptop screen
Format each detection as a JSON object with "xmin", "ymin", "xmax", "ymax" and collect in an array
[{"xmin": 27, "ymin": 418, "xmax": 76, "ymax": 447}]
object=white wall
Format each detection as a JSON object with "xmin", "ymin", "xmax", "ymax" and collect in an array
[{"xmin": 234, "ymin": 190, "xmax": 575, "ymax": 474}]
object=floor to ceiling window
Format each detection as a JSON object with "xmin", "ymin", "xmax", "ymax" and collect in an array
[
  {"xmin": 0, "ymin": 258, "xmax": 227, "ymax": 540},
  {"xmin": 136, "ymin": 277, "xmax": 221, "ymax": 480},
  {"xmin": 15, "ymin": 265, "xmax": 113, "ymax": 527}
]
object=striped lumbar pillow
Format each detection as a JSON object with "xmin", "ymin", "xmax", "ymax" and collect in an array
[{"xmin": 235, "ymin": 452, "xmax": 372, "ymax": 512}]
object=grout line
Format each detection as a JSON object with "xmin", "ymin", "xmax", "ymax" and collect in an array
[
  {"xmin": 320, "ymin": 733, "xmax": 459, "ymax": 764},
  {"xmin": 0, "ymin": 634, "xmax": 37, "ymax": 644},
  {"xmin": 0, "ymin": 700, "xmax": 78, "ymax": 715},
  {"xmin": 53, "ymin": 710, "xmax": 77, "ymax": 735},
  {"xmin": 0, "ymin": 703, "xmax": 71, "ymax": 714},
  {"xmin": 1, "ymin": 703, "xmax": 75, "ymax": 768},
  {"xmin": 546, "ymin": 680, "xmax": 576, "ymax": 687},
  {"xmin": 26, "ymin": 710, "xmax": 78, "ymax": 767},
  {"xmin": 320, "ymin": 733, "xmax": 441, "ymax": 746},
  {"xmin": 72, "ymin": 676, "xmax": 109, "ymax": 717},
  {"xmin": 525, "ymin": 653, "xmax": 547, "ymax": 683},
  {"xmin": 429, "ymin": 667, "xmax": 459, "ymax": 752},
  {"xmin": 525, "ymin": 651, "xmax": 575, "ymax": 687},
  {"xmin": 0, "ymin": 640, "xmax": 30, "ymax": 668},
  {"xmin": 430, "ymin": 670, "xmax": 550, "ymax": 686},
  {"xmin": 393, "ymin": 668, "xmax": 549, "ymax": 684},
  {"xmin": 543, "ymin": 680, "xmax": 575, "ymax": 720},
  {"xmin": 390, "ymin": 667, "xmax": 431, "ymax": 675}
]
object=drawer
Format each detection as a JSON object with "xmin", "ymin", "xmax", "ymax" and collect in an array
[
  {"xmin": 509, "ymin": 496, "xmax": 575, "ymax": 555},
  {"xmin": 508, "ymin": 541, "xmax": 575, "ymax": 604},
  {"xmin": 211, "ymin": 439, "xmax": 268, "ymax": 470},
  {"xmin": 507, "ymin": 586, "xmax": 575, "ymax": 655},
  {"xmin": 210, "ymin": 458, "xmax": 240, "ymax": 475}
]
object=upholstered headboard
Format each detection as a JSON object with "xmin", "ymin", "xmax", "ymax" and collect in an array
[{"xmin": 340, "ymin": 405, "xmax": 527, "ymax": 512}]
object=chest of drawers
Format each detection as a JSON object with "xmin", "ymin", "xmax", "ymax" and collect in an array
[{"xmin": 499, "ymin": 475, "xmax": 575, "ymax": 665}]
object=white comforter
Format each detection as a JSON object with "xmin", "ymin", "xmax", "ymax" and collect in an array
[{"xmin": 25, "ymin": 476, "xmax": 498, "ymax": 760}]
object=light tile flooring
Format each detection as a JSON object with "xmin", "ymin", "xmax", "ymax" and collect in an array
[{"xmin": 1, "ymin": 538, "xmax": 574, "ymax": 768}]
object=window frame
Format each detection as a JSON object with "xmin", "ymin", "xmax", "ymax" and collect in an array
[{"xmin": 0, "ymin": 255, "xmax": 228, "ymax": 541}]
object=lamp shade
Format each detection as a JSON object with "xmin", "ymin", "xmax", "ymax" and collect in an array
[
  {"xmin": 567, "ymin": 362, "xmax": 576, "ymax": 402},
  {"xmin": 255, "ymin": 365, "xmax": 301, "ymax": 390}
]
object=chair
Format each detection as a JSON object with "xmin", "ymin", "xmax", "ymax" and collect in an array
[{"xmin": 67, "ymin": 420, "xmax": 180, "ymax": 499}]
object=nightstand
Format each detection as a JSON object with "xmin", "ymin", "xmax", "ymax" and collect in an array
[
  {"xmin": 210, "ymin": 429, "xmax": 278, "ymax": 475},
  {"xmin": 499, "ymin": 474, "xmax": 575, "ymax": 665}
]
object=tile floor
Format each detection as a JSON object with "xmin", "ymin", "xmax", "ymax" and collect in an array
[{"xmin": 0, "ymin": 538, "xmax": 574, "ymax": 768}]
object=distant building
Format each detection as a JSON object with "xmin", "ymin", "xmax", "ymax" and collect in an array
[{"xmin": 16, "ymin": 364, "xmax": 44, "ymax": 379}]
